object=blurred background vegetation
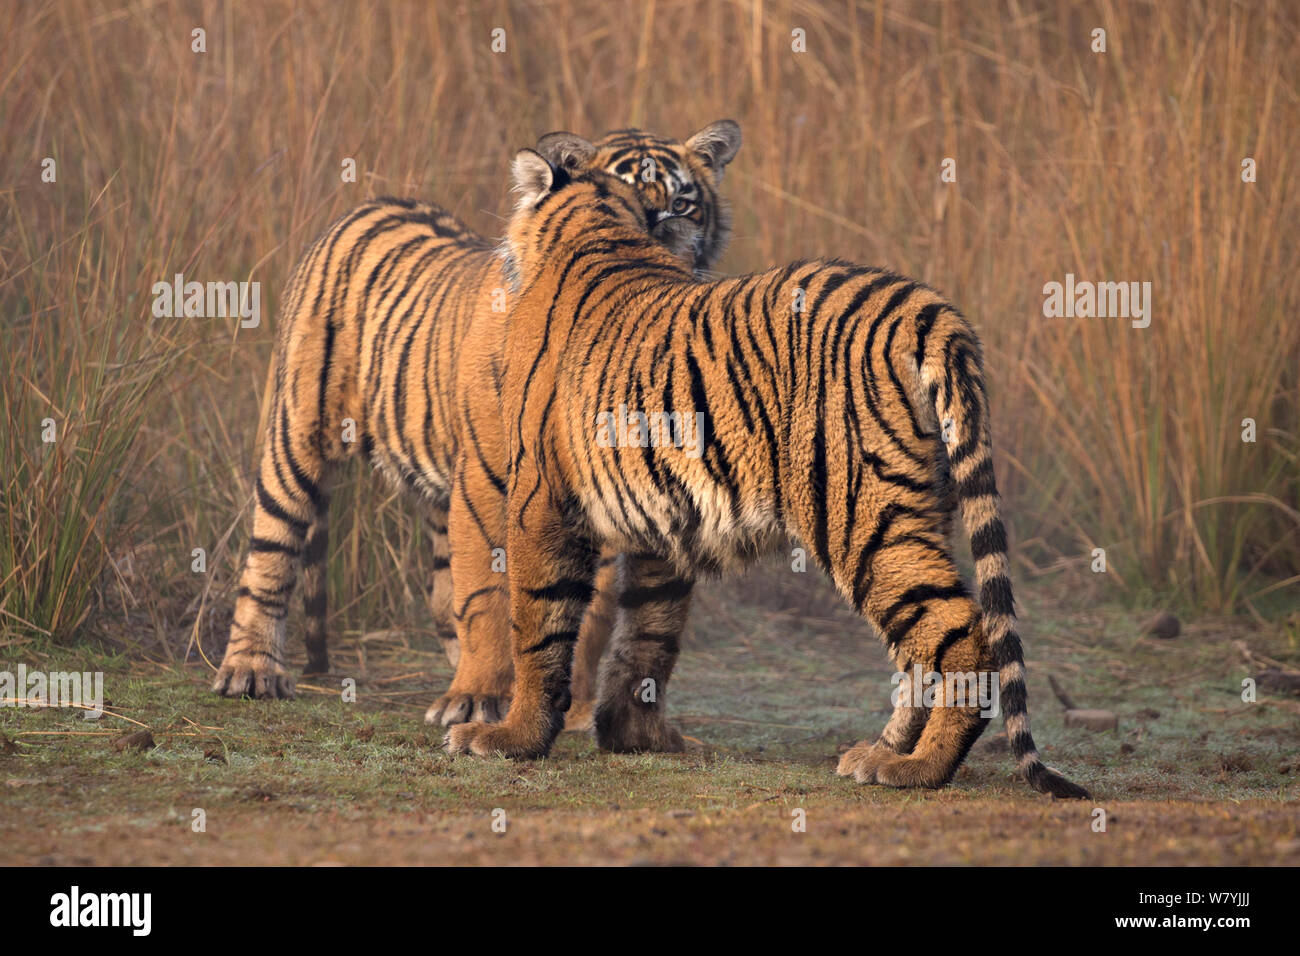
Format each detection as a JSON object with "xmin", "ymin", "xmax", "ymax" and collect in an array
[{"xmin": 2, "ymin": 0, "xmax": 1296, "ymax": 655}]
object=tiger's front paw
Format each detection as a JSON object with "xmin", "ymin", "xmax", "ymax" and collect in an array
[
  {"xmin": 425, "ymin": 691, "xmax": 510, "ymax": 727},
  {"xmin": 444, "ymin": 719, "xmax": 555, "ymax": 759},
  {"xmin": 211, "ymin": 650, "xmax": 294, "ymax": 699}
]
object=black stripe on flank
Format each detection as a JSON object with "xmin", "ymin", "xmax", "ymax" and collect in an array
[
  {"xmin": 860, "ymin": 449, "xmax": 935, "ymax": 494},
  {"xmin": 317, "ymin": 316, "xmax": 337, "ymax": 455},
  {"xmin": 970, "ymin": 521, "xmax": 1008, "ymax": 561},
  {"xmin": 695, "ymin": 298, "xmax": 713, "ymax": 356},
  {"xmin": 850, "ymin": 503, "xmax": 923, "ymax": 610},
  {"xmin": 934, "ymin": 623, "xmax": 970, "ymax": 672},
  {"xmin": 430, "ymin": 555, "xmax": 451, "ymax": 570},
  {"xmin": 464, "ymin": 416, "xmax": 507, "ymax": 495},
  {"xmin": 882, "ymin": 310, "xmax": 928, "ymax": 442},
  {"xmin": 879, "ymin": 582, "xmax": 968, "ymax": 630},
  {"xmin": 913, "ymin": 302, "xmax": 944, "ymax": 371},
  {"xmin": 522, "ymin": 630, "xmax": 580, "ymax": 655},
  {"xmin": 884, "ymin": 605, "xmax": 927, "ymax": 648},
  {"xmin": 860, "ymin": 283, "xmax": 928, "ymax": 467},
  {"xmin": 524, "ymin": 579, "xmax": 596, "ymax": 604},
  {"xmin": 619, "ymin": 578, "xmax": 694, "ymax": 609},
  {"xmin": 828, "ymin": 273, "xmax": 897, "ymax": 375},
  {"xmin": 277, "ymin": 403, "xmax": 323, "ymax": 510}
]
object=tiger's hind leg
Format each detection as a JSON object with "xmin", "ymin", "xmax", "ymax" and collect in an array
[
  {"xmin": 213, "ymin": 402, "xmax": 330, "ymax": 699},
  {"xmin": 837, "ymin": 539, "xmax": 991, "ymax": 788},
  {"xmin": 299, "ymin": 489, "xmax": 331, "ymax": 675},
  {"xmin": 593, "ymin": 553, "xmax": 693, "ymax": 753},
  {"xmin": 842, "ymin": 665, "xmax": 931, "ymax": 771},
  {"xmin": 563, "ymin": 554, "xmax": 618, "ymax": 732}
]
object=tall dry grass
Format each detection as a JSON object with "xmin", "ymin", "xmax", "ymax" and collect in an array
[{"xmin": 1, "ymin": 0, "xmax": 1296, "ymax": 651}]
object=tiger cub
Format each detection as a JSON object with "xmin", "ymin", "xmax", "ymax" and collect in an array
[
  {"xmin": 432, "ymin": 123, "xmax": 741, "ymax": 730},
  {"xmin": 444, "ymin": 141, "xmax": 1089, "ymax": 798},
  {"xmin": 211, "ymin": 124, "xmax": 741, "ymax": 735}
]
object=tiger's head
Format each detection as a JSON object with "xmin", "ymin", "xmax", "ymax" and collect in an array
[{"xmin": 502, "ymin": 120, "xmax": 741, "ymax": 288}]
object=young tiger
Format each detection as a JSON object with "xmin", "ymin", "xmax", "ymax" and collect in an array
[
  {"xmin": 444, "ymin": 141, "xmax": 1090, "ymax": 798},
  {"xmin": 433, "ymin": 124, "xmax": 741, "ymax": 730},
  {"xmin": 211, "ymin": 124, "xmax": 742, "ymax": 731}
]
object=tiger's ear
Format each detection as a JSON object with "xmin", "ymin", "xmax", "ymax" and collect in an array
[
  {"xmin": 685, "ymin": 120, "xmax": 742, "ymax": 179},
  {"xmin": 535, "ymin": 131, "xmax": 597, "ymax": 173},
  {"xmin": 511, "ymin": 148, "xmax": 568, "ymax": 207}
]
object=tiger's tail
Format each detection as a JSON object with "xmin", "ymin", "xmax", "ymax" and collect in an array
[{"xmin": 920, "ymin": 308, "xmax": 1090, "ymax": 799}]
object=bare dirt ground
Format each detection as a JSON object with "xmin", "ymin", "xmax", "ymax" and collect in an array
[{"xmin": 2, "ymin": 571, "xmax": 1297, "ymax": 865}]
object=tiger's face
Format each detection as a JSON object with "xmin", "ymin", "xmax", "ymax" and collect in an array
[
  {"xmin": 510, "ymin": 120, "xmax": 740, "ymax": 280},
  {"xmin": 587, "ymin": 123, "xmax": 740, "ymax": 273}
]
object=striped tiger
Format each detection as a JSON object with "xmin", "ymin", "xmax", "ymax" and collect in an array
[
  {"xmin": 211, "ymin": 123, "xmax": 742, "ymax": 729},
  {"xmin": 443, "ymin": 141, "xmax": 1090, "ymax": 798},
  {"xmin": 431, "ymin": 123, "xmax": 741, "ymax": 730}
]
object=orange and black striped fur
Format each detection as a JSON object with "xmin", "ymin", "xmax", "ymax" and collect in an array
[
  {"xmin": 435, "ymin": 124, "xmax": 741, "ymax": 730},
  {"xmin": 211, "ymin": 125, "xmax": 741, "ymax": 730},
  {"xmin": 444, "ymin": 146, "xmax": 1089, "ymax": 798}
]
